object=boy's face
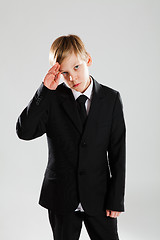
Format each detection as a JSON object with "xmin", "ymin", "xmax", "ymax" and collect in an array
[{"xmin": 59, "ymin": 52, "xmax": 92, "ymax": 93}]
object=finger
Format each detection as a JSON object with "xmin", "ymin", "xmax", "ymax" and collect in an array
[
  {"xmin": 116, "ymin": 212, "xmax": 120, "ymax": 217},
  {"xmin": 48, "ymin": 66, "xmax": 58, "ymax": 74},
  {"xmin": 114, "ymin": 212, "xmax": 119, "ymax": 218},
  {"xmin": 55, "ymin": 72, "xmax": 61, "ymax": 83},
  {"xmin": 110, "ymin": 211, "xmax": 116, "ymax": 218},
  {"xmin": 110, "ymin": 211, "xmax": 114, "ymax": 217},
  {"xmin": 48, "ymin": 62, "xmax": 60, "ymax": 73},
  {"xmin": 106, "ymin": 210, "xmax": 110, "ymax": 217},
  {"xmin": 54, "ymin": 62, "xmax": 60, "ymax": 69}
]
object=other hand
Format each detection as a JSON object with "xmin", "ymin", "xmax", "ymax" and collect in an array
[{"xmin": 106, "ymin": 210, "xmax": 121, "ymax": 218}]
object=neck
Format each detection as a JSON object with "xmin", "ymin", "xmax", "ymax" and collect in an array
[{"xmin": 81, "ymin": 76, "xmax": 91, "ymax": 93}]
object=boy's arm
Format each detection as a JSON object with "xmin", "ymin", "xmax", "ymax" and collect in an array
[
  {"xmin": 16, "ymin": 62, "xmax": 61, "ymax": 141},
  {"xmin": 105, "ymin": 91, "xmax": 126, "ymax": 212},
  {"xmin": 16, "ymin": 83, "xmax": 53, "ymax": 140}
]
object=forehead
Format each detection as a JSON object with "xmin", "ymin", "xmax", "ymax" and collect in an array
[{"xmin": 60, "ymin": 53, "xmax": 83, "ymax": 70}]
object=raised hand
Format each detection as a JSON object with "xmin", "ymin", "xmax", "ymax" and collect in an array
[{"xmin": 43, "ymin": 62, "xmax": 61, "ymax": 90}]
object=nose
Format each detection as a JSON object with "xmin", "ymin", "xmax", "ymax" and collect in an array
[
  {"xmin": 69, "ymin": 75, "xmax": 73, "ymax": 81},
  {"xmin": 69, "ymin": 73, "xmax": 77, "ymax": 81}
]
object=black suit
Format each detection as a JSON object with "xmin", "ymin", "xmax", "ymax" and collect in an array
[{"xmin": 16, "ymin": 75, "xmax": 126, "ymax": 239}]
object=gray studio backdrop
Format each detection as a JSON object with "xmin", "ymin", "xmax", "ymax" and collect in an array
[{"xmin": 1, "ymin": 0, "xmax": 160, "ymax": 239}]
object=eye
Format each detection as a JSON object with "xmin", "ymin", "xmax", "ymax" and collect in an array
[
  {"xmin": 74, "ymin": 65, "xmax": 79, "ymax": 69},
  {"xmin": 62, "ymin": 72, "xmax": 67, "ymax": 75}
]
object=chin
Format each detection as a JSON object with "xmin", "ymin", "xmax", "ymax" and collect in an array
[{"xmin": 76, "ymin": 88, "xmax": 82, "ymax": 92}]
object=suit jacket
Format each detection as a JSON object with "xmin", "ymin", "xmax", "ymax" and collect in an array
[{"xmin": 16, "ymin": 75, "xmax": 126, "ymax": 216}]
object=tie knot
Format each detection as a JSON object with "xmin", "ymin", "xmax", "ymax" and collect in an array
[{"xmin": 76, "ymin": 95, "xmax": 88, "ymax": 104}]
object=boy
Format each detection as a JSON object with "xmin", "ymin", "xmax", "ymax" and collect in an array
[{"xmin": 16, "ymin": 34, "xmax": 126, "ymax": 240}]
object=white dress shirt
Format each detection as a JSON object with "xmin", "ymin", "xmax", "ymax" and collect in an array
[{"xmin": 64, "ymin": 75, "xmax": 93, "ymax": 212}]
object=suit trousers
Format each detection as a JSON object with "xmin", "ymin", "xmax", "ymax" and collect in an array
[{"xmin": 48, "ymin": 209, "xmax": 119, "ymax": 240}]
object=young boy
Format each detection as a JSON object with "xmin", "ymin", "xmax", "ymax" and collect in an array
[{"xmin": 16, "ymin": 34, "xmax": 126, "ymax": 240}]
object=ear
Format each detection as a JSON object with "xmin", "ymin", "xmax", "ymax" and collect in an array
[{"xmin": 86, "ymin": 53, "xmax": 92, "ymax": 67}]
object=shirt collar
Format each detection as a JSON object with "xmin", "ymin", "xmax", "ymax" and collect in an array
[{"xmin": 64, "ymin": 75, "xmax": 93, "ymax": 100}]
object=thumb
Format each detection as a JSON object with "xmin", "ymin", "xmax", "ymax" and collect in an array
[{"xmin": 55, "ymin": 72, "xmax": 61, "ymax": 84}]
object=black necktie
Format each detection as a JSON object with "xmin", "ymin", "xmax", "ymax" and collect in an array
[{"xmin": 76, "ymin": 95, "xmax": 88, "ymax": 129}]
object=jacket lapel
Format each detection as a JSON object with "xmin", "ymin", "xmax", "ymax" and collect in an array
[
  {"xmin": 58, "ymin": 84, "xmax": 83, "ymax": 134},
  {"xmin": 57, "ymin": 75, "xmax": 105, "ymax": 135},
  {"xmin": 82, "ymin": 76, "xmax": 105, "ymax": 138}
]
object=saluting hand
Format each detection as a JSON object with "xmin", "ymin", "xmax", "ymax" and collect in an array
[{"xmin": 43, "ymin": 62, "xmax": 61, "ymax": 90}]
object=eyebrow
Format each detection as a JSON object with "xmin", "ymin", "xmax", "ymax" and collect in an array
[{"xmin": 60, "ymin": 62, "xmax": 79, "ymax": 72}]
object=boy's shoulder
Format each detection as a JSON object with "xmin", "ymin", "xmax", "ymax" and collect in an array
[
  {"xmin": 98, "ymin": 82, "xmax": 124, "ymax": 108},
  {"xmin": 95, "ymin": 80, "xmax": 120, "ymax": 103},
  {"xmin": 99, "ymin": 82, "xmax": 119, "ymax": 95},
  {"xmin": 90, "ymin": 75, "xmax": 119, "ymax": 97}
]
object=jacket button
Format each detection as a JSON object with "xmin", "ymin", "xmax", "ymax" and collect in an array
[
  {"xmin": 81, "ymin": 141, "xmax": 86, "ymax": 147},
  {"xmin": 36, "ymin": 96, "xmax": 42, "ymax": 105}
]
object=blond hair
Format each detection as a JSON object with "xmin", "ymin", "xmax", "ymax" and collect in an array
[{"xmin": 49, "ymin": 34, "xmax": 89, "ymax": 66}]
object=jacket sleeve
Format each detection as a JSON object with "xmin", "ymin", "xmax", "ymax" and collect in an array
[
  {"xmin": 105, "ymin": 91, "xmax": 126, "ymax": 212},
  {"xmin": 16, "ymin": 82, "xmax": 53, "ymax": 140}
]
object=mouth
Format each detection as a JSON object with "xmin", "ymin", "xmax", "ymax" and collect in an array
[{"xmin": 73, "ymin": 83, "xmax": 81, "ymax": 87}]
